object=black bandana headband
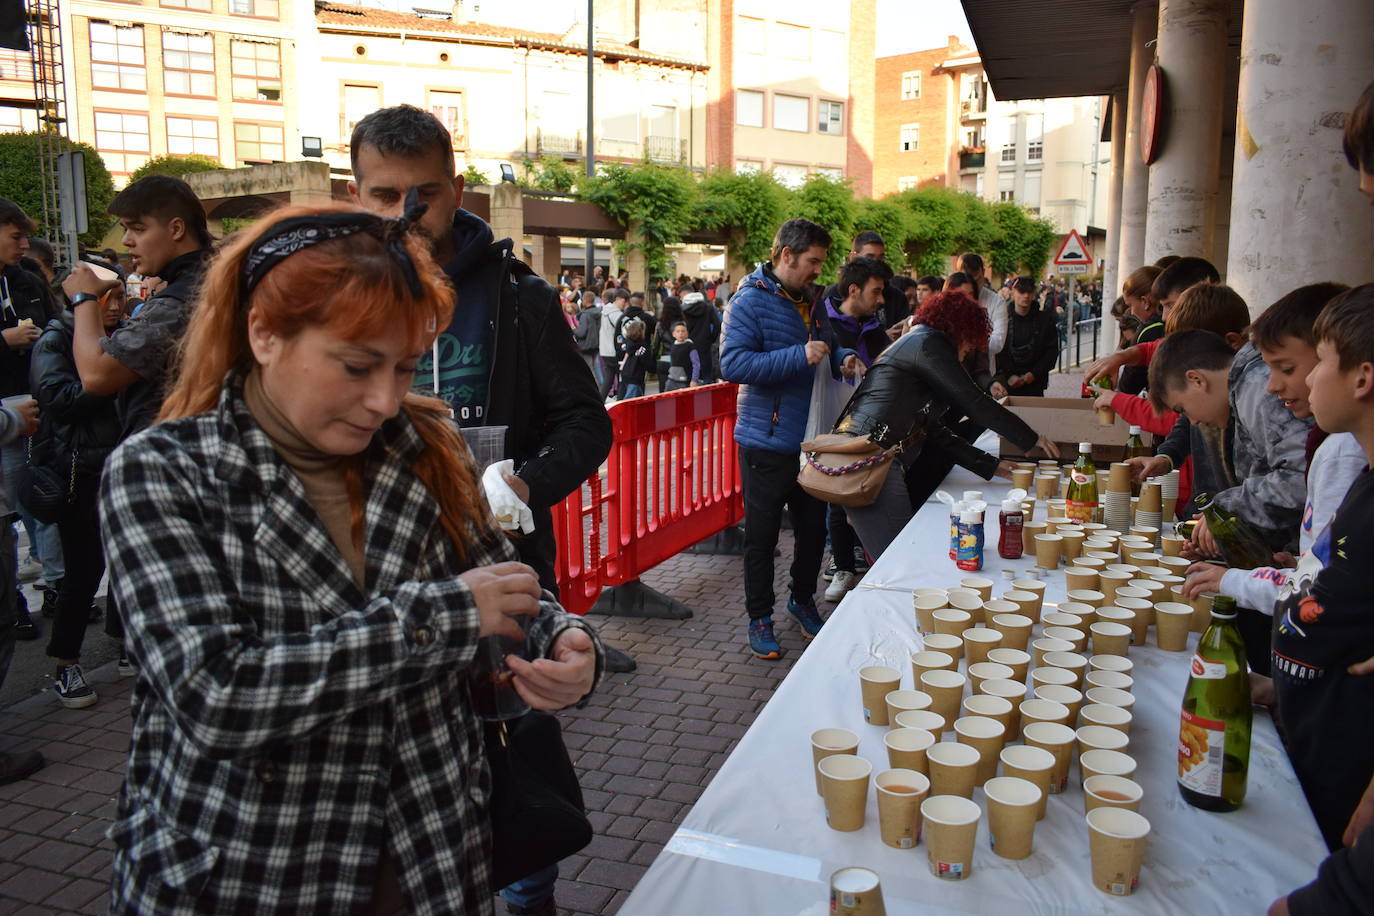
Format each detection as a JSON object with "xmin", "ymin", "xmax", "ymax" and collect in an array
[{"xmin": 240, "ymin": 188, "xmax": 430, "ymax": 304}]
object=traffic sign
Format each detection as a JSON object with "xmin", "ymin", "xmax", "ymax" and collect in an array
[
  {"xmin": 1053, "ymin": 228, "xmax": 1093, "ymax": 266},
  {"xmin": 1056, "ymin": 263, "xmax": 1089, "ymax": 274}
]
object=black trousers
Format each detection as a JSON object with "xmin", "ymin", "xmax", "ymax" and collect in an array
[
  {"xmin": 597, "ymin": 356, "xmax": 619, "ymax": 400},
  {"xmin": 45, "ymin": 474, "xmax": 106, "ymax": 662},
  {"xmin": 903, "ymin": 418, "xmax": 987, "ymax": 511},
  {"xmin": 827, "ymin": 505, "xmax": 861, "ymax": 572},
  {"xmin": 739, "ymin": 446, "xmax": 827, "ymax": 620}
]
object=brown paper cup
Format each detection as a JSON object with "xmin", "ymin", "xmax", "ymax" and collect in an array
[
  {"xmin": 1000, "ymin": 744, "xmax": 1056, "ymax": 820},
  {"xmin": 920, "ymin": 669, "xmax": 967, "ymax": 725},
  {"xmin": 884, "ymin": 728, "xmax": 938, "ymax": 775},
  {"xmin": 1081, "ymin": 703, "xmax": 1133, "ymax": 735},
  {"xmin": 922, "ymin": 794, "xmax": 981, "ymax": 881},
  {"xmin": 1034, "ymin": 474, "xmax": 1058, "ymax": 501},
  {"xmin": 1076, "ymin": 724, "xmax": 1130, "ymax": 757},
  {"xmin": 1058, "ymin": 601, "xmax": 1098, "ymax": 626},
  {"xmin": 911, "ymin": 651, "xmax": 956, "ymax": 687},
  {"xmin": 926, "ymin": 742, "xmax": 980, "ymax": 799},
  {"xmin": 1086, "ymin": 670, "xmax": 1134, "ymax": 694},
  {"xmin": 962, "ymin": 627, "xmax": 1003, "ymax": 666},
  {"xmin": 1010, "ymin": 578, "xmax": 1046, "ymax": 615},
  {"xmin": 1065, "ymin": 567, "xmax": 1101, "ymax": 592},
  {"xmin": 1154, "ymin": 602, "xmax": 1193, "ymax": 651},
  {"xmin": 819, "ymin": 754, "xmax": 872, "ymax": 831},
  {"xmin": 1066, "ymin": 588, "xmax": 1107, "ymax": 609},
  {"xmin": 1108, "ymin": 462, "xmax": 1132, "ymax": 492},
  {"xmin": 921, "ymin": 633, "xmax": 964, "ymax": 662},
  {"xmin": 1019, "ymin": 698, "xmax": 1073, "ymax": 736},
  {"xmin": 1160, "ymin": 534, "xmax": 1185, "ymax": 557},
  {"xmin": 1060, "ymin": 530, "xmax": 1086, "ymax": 561},
  {"xmin": 876, "ymin": 768, "xmax": 931, "ymax": 849},
  {"xmin": 984, "ymin": 613, "xmax": 1029, "ymax": 653},
  {"xmin": 932, "ymin": 608, "xmax": 973, "ymax": 638},
  {"xmin": 1079, "ymin": 749, "xmax": 1137, "ymax": 787},
  {"xmin": 859, "ymin": 665, "xmax": 903, "ymax": 726},
  {"xmin": 1041, "ymin": 651, "xmax": 1089, "ymax": 688},
  {"xmin": 1085, "ymin": 686, "xmax": 1135, "ymax": 712},
  {"xmin": 1189, "ymin": 592, "xmax": 1217, "ymax": 633},
  {"xmin": 885, "ymin": 689, "xmax": 934, "ymax": 726},
  {"xmin": 1089, "ymin": 653, "xmax": 1134, "ymax": 676},
  {"xmin": 962, "ymin": 694, "xmax": 1015, "ymax": 738},
  {"xmin": 811, "ymin": 727, "xmax": 860, "ymax": 796},
  {"xmin": 978, "ymin": 678, "xmax": 1027, "ymax": 735},
  {"xmin": 1034, "ymin": 683, "xmax": 1084, "ymax": 725},
  {"xmin": 894, "ymin": 710, "xmax": 946, "ymax": 741},
  {"xmin": 1097, "ymin": 570, "xmax": 1133, "ymax": 602},
  {"xmin": 954, "ymin": 715, "xmax": 1006, "ymax": 785},
  {"xmin": 1087, "ymin": 807, "xmax": 1150, "ymax": 896},
  {"xmin": 986, "ymin": 648, "xmax": 1030, "ymax": 682},
  {"xmin": 1084, "ymin": 774, "xmax": 1144, "ymax": 813},
  {"xmin": 1023, "ymin": 721, "xmax": 1076, "ymax": 794},
  {"xmin": 1032, "ymin": 636, "xmax": 1075, "ymax": 666},
  {"xmin": 1042, "ymin": 625, "xmax": 1087, "ymax": 654},
  {"xmin": 1022, "ymin": 521, "xmax": 1048, "ymax": 555},
  {"xmin": 1090, "ymin": 621, "xmax": 1132, "ymax": 657},
  {"xmin": 1042, "ymin": 611, "xmax": 1086, "ymax": 635},
  {"xmin": 830, "ymin": 867, "xmax": 888, "ymax": 916},
  {"xmin": 1137, "ymin": 482, "xmax": 1161, "ymax": 513},
  {"xmin": 913, "ymin": 594, "xmax": 948, "ymax": 634},
  {"xmin": 1011, "ymin": 467, "xmax": 1033, "ymax": 490},
  {"xmin": 959, "ymin": 577, "xmax": 994, "ymax": 603},
  {"xmin": 967, "ymin": 662, "xmax": 1015, "ymax": 696},
  {"xmin": 1001, "ymin": 590, "xmax": 1040, "ymax": 623},
  {"xmin": 981, "ymin": 598, "xmax": 1019, "ymax": 622},
  {"xmin": 984, "ymin": 776, "xmax": 1042, "ymax": 860}
]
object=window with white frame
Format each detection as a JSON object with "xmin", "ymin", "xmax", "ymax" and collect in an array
[
  {"xmin": 998, "ymin": 171, "xmax": 1014, "ymax": 202},
  {"xmin": 90, "ymin": 24, "xmax": 145, "ymax": 92},
  {"xmin": 428, "ymin": 90, "xmax": 465, "ymax": 147},
  {"xmin": 901, "ymin": 70, "xmax": 921, "ymax": 100},
  {"xmin": 1023, "ymin": 171, "xmax": 1042, "ymax": 211},
  {"xmin": 818, "ymin": 100, "xmax": 843, "ymax": 135},
  {"xmin": 1001, "ymin": 144, "xmax": 1016, "ymax": 163},
  {"xmin": 773, "ymin": 94, "xmax": 808, "ymax": 132},
  {"xmin": 1027, "ymin": 114, "xmax": 1044, "ymax": 162},
  {"xmin": 734, "ymin": 159, "xmax": 762, "ymax": 174},
  {"xmin": 94, "ymin": 110, "xmax": 149, "ymax": 173},
  {"xmin": 898, "ymin": 176, "xmax": 920, "ymax": 191},
  {"xmin": 162, "ymin": 31, "xmax": 214, "ymax": 97},
  {"xmin": 772, "ymin": 163, "xmax": 807, "ymax": 189},
  {"xmin": 229, "ymin": 0, "xmax": 279, "ymax": 17},
  {"xmin": 234, "ymin": 121, "xmax": 283, "ymax": 162},
  {"xmin": 343, "ymin": 84, "xmax": 382, "ymax": 137},
  {"xmin": 900, "ymin": 123, "xmax": 919, "ymax": 152},
  {"xmin": 736, "ymin": 16, "xmax": 764, "ymax": 53},
  {"xmin": 166, "ymin": 116, "xmax": 217, "ymax": 157},
  {"xmin": 813, "ymin": 166, "xmax": 842, "ymax": 181},
  {"xmin": 736, "ymin": 89, "xmax": 763, "ymax": 127}
]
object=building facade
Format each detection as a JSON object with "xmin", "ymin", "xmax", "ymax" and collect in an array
[{"xmin": 871, "ymin": 36, "xmax": 963, "ymax": 196}]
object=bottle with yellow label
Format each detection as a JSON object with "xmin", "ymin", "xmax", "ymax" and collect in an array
[
  {"xmin": 1065, "ymin": 442, "xmax": 1097, "ymax": 524},
  {"xmin": 1178, "ymin": 596, "xmax": 1251, "ymax": 811}
]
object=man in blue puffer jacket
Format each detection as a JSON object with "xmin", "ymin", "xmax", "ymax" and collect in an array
[{"xmin": 721, "ymin": 218, "xmax": 833, "ymax": 659}]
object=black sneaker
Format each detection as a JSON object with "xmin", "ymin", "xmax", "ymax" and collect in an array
[
  {"xmin": 13, "ymin": 603, "xmax": 38, "ymax": 640},
  {"xmin": 87, "ymin": 604, "xmax": 102, "ymax": 624},
  {"xmin": 117, "ymin": 653, "xmax": 135, "ymax": 677},
  {"xmin": 40, "ymin": 584, "xmax": 58, "ymax": 619},
  {"xmin": 823, "ymin": 558, "xmax": 838, "ymax": 582},
  {"xmin": 853, "ymin": 546, "xmax": 870, "ymax": 574},
  {"xmin": 53, "ymin": 664, "xmax": 97, "ymax": 709}
]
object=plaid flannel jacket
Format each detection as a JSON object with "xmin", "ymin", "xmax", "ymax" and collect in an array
[{"xmin": 100, "ymin": 375, "xmax": 601, "ymax": 914}]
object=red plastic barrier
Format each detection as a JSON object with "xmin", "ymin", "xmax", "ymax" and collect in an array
[{"xmin": 552, "ymin": 383, "xmax": 743, "ymax": 614}]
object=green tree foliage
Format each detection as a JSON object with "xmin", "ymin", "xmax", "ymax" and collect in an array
[
  {"xmin": 896, "ymin": 186, "xmax": 966, "ymax": 276},
  {"xmin": 784, "ymin": 174, "xmax": 855, "ymax": 284},
  {"xmin": 694, "ymin": 168, "xmax": 788, "ymax": 271},
  {"xmin": 519, "ymin": 155, "xmax": 579, "ymax": 193},
  {"xmin": 851, "ymin": 197, "xmax": 912, "ymax": 272},
  {"xmin": 129, "ymin": 153, "xmax": 222, "ymax": 184},
  {"xmin": 579, "ymin": 161, "xmax": 698, "ymax": 277},
  {"xmin": 986, "ymin": 203, "xmax": 1059, "ymax": 279},
  {"xmin": 461, "ymin": 163, "xmax": 491, "ymax": 186},
  {"xmin": 0, "ymin": 132, "xmax": 116, "ymax": 248}
]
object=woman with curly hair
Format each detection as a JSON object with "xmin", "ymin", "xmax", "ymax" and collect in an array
[{"xmin": 831, "ymin": 289, "xmax": 1059, "ymax": 559}]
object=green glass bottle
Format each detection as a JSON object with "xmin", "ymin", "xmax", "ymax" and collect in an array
[
  {"xmin": 1193, "ymin": 493, "xmax": 1274, "ymax": 569},
  {"xmin": 1178, "ymin": 596, "xmax": 1252, "ymax": 812},
  {"xmin": 1065, "ymin": 442, "xmax": 1097, "ymax": 524},
  {"xmin": 1124, "ymin": 425, "xmax": 1149, "ymax": 495}
]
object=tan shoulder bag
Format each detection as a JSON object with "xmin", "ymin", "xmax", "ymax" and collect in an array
[{"xmin": 797, "ymin": 433, "xmax": 901, "ymax": 507}]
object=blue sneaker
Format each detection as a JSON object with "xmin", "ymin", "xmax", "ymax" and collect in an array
[
  {"xmin": 748, "ymin": 617, "xmax": 783, "ymax": 660},
  {"xmin": 787, "ymin": 596, "xmax": 825, "ymax": 639}
]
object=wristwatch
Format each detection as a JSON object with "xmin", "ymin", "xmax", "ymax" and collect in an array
[{"xmin": 69, "ymin": 292, "xmax": 100, "ymax": 307}]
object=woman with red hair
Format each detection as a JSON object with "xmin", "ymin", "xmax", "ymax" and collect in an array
[
  {"xmin": 831, "ymin": 289, "xmax": 1059, "ymax": 559},
  {"xmin": 96, "ymin": 202, "xmax": 602, "ymax": 913}
]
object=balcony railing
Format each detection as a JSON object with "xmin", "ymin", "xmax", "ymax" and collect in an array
[
  {"xmin": 646, "ymin": 135, "xmax": 686, "ymax": 163},
  {"xmin": 959, "ymin": 150, "xmax": 985, "ymax": 170},
  {"xmin": 960, "ymin": 98, "xmax": 987, "ymax": 118},
  {"xmin": 536, "ymin": 129, "xmax": 582, "ymax": 156}
]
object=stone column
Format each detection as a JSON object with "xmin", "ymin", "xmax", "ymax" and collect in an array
[
  {"xmin": 1142, "ymin": 0, "xmax": 1230, "ymax": 264},
  {"xmin": 1117, "ymin": 2, "xmax": 1157, "ymax": 278},
  {"xmin": 1225, "ymin": 0, "xmax": 1374, "ymax": 315},
  {"xmin": 1101, "ymin": 91, "xmax": 1128, "ymax": 357},
  {"xmin": 488, "ymin": 182, "xmax": 525, "ymax": 255},
  {"xmin": 624, "ymin": 221, "xmax": 649, "ymax": 294}
]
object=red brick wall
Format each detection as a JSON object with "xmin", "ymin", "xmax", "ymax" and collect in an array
[
  {"xmin": 705, "ymin": 0, "xmax": 733, "ymax": 170},
  {"xmin": 873, "ymin": 42, "xmax": 960, "ymax": 197},
  {"xmin": 845, "ymin": 0, "xmax": 876, "ymax": 197}
]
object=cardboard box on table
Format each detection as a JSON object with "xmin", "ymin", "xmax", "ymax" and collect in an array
[{"xmin": 995, "ymin": 397, "xmax": 1131, "ymax": 462}]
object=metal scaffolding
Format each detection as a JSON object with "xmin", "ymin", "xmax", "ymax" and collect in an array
[{"xmin": 26, "ymin": 0, "xmax": 68, "ymax": 262}]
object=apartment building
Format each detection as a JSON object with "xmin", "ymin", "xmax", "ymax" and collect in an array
[{"xmin": 872, "ymin": 35, "xmax": 964, "ymax": 196}]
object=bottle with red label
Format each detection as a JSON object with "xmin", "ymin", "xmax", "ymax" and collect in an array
[
  {"xmin": 1177, "ymin": 596, "xmax": 1251, "ymax": 811},
  {"xmin": 998, "ymin": 496, "xmax": 1024, "ymax": 559},
  {"xmin": 1065, "ymin": 442, "xmax": 1098, "ymax": 524}
]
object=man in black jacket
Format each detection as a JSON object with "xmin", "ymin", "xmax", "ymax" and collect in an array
[{"xmin": 350, "ymin": 106, "xmax": 613, "ymax": 916}]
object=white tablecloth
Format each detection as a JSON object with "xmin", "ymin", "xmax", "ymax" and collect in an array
[{"xmin": 621, "ymin": 456, "xmax": 1327, "ymax": 916}]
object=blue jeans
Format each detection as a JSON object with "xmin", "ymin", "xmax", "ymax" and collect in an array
[
  {"xmin": 0, "ymin": 441, "xmax": 63, "ymax": 581},
  {"xmin": 499, "ymin": 864, "xmax": 558, "ymax": 910},
  {"xmin": 620, "ymin": 383, "xmax": 644, "ymax": 399}
]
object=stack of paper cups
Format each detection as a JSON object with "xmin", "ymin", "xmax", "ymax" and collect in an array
[
  {"xmin": 1104, "ymin": 463, "xmax": 1133, "ymax": 532},
  {"xmin": 1133, "ymin": 482, "xmax": 1162, "ymax": 536},
  {"xmin": 1160, "ymin": 470, "xmax": 1180, "ymax": 523}
]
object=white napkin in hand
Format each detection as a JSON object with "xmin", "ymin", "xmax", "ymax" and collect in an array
[{"xmin": 481, "ymin": 459, "xmax": 535, "ymax": 534}]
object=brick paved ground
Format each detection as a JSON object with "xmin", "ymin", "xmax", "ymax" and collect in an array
[{"xmin": 0, "ymin": 530, "xmax": 814, "ymax": 915}]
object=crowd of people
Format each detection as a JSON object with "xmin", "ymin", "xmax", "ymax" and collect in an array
[{"xmin": 0, "ymin": 77, "xmax": 1366, "ymax": 913}]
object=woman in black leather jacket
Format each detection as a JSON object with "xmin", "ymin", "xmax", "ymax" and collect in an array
[
  {"xmin": 833, "ymin": 290, "xmax": 1059, "ymax": 559},
  {"xmin": 31, "ymin": 285, "xmax": 127, "ymax": 703}
]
